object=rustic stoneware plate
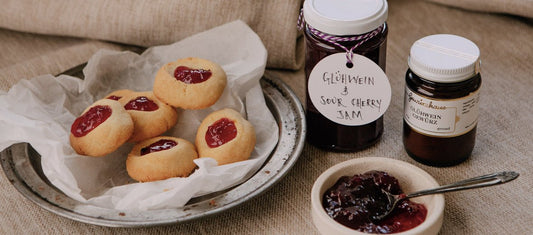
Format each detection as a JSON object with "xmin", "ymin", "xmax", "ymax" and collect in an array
[{"xmin": 0, "ymin": 70, "xmax": 306, "ymax": 227}]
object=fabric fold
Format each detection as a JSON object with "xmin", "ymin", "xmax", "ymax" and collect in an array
[
  {"xmin": 0, "ymin": 0, "xmax": 304, "ymax": 70},
  {"xmin": 426, "ymin": 0, "xmax": 533, "ymax": 19},
  {"xmin": 0, "ymin": 0, "xmax": 530, "ymax": 84}
]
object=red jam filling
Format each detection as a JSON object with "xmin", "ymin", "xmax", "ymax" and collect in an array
[
  {"xmin": 174, "ymin": 66, "xmax": 212, "ymax": 84},
  {"xmin": 124, "ymin": 96, "xmax": 159, "ymax": 111},
  {"xmin": 70, "ymin": 105, "xmax": 112, "ymax": 137},
  {"xmin": 140, "ymin": 139, "xmax": 177, "ymax": 156},
  {"xmin": 107, "ymin": 95, "xmax": 121, "ymax": 101},
  {"xmin": 323, "ymin": 171, "xmax": 427, "ymax": 234},
  {"xmin": 205, "ymin": 118, "xmax": 237, "ymax": 148}
]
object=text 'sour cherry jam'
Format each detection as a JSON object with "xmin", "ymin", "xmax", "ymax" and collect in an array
[
  {"xmin": 71, "ymin": 105, "xmax": 112, "ymax": 137},
  {"xmin": 206, "ymin": 118, "xmax": 237, "ymax": 148},
  {"xmin": 174, "ymin": 66, "xmax": 212, "ymax": 84},
  {"xmin": 140, "ymin": 139, "xmax": 177, "ymax": 156},
  {"xmin": 302, "ymin": 0, "xmax": 390, "ymax": 152},
  {"xmin": 403, "ymin": 34, "xmax": 481, "ymax": 166},
  {"xmin": 124, "ymin": 96, "xmax": 159, "ymax": 111},
  {"xmin": 323, "ymin": 171, "xmax": 427, "ymax": 234}
]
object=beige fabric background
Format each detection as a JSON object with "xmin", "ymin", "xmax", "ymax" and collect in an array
[
  {"xmin": 427, "ymin": 0, "xmax": 533, "ymax": 18},
  {"xmin": 0, "ymin": 0, "xmax": 304, "ymax": 70},
  {"xmin": 1, "ymin": 0, "xmax": 533, "ymax": 234}
]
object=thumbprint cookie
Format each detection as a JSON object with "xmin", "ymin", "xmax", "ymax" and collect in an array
[
  {"xmin": 153, "ymin": 57, "xmax": 227, "ymax": 109},
  {"xmin": 126, "ymin": 136, "xmax": 198, "ymax": 182},
  {"xmin": 69, "ymin": 99, "xmax": 134, "ymax": 157},
  {"xmin": 195, "ymin": 108, "xmax": 256, "ymax": 165},
  {"xmin": 119, "ymin": 91, "xmax": 178, "ymax": 142}
]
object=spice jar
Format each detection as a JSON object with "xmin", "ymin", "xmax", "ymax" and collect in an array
[
  {"xmin": 301, "ymin": 0, "xmax": 391, "ymax": 151},
  {"xmin": 403, "ymin": 34, "xmax": 481, "ymax": 166}
]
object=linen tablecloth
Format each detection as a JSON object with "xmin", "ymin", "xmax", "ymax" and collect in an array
[{"xmin": 1, "ymin": 0, "xmax": 532, "ymax": 234}]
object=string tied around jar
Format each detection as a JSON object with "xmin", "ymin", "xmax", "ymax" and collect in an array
[{"xmin": 297, "ymin": 9, "xmax": 383, "ymax": 68}]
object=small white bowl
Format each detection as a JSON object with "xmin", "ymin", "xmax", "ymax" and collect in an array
[{"xmin": 311, "ymin": 157, "xmax": 445, "ymax": 235}]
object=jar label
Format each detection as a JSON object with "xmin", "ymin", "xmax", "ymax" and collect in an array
[
  {"xmin": 308, "ymin": 53, "xmax": 391, "ymax": 126},
  {"xmin": 403, "ymin": 87, "xmax": 480, "ymax": 137}
]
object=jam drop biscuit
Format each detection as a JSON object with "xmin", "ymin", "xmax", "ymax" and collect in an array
[
  {"xmin": 105, "ymin": 89, "xmax": 134, "ymax": 102},
  {"xmin": 195, "ymin": 108, "xmax": 256, "ymax": 165},
  {"xmin": 70, "ymin": 99, "xmax": 134, "ymax": 157},
  {"xmin": 119, "ymin": 91, "xmax": 178, "ymax": 142},
  {"xmin": 126, "ymin": 136, "xmax": 198, "ymax": 182},
  {"xmin": 153, "ymin": 57, "xmax": 227, "ymax": 109}
]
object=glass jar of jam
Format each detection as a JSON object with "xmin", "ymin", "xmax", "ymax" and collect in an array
[
  {"xmin": 302, "ymin": 0, "xmax": 390, "ymax": 151},
  {"xmin": 403, "ymin": 34, "xmax": 482, "ymax": 166}
]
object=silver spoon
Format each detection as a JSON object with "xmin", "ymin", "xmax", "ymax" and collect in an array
[{"xmin": 371, "ymin": 171, "xmax": 519, "ymax": 222}]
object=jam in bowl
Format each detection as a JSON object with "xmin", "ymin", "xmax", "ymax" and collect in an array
[
  {"xmin": 323, "ymin": 170, "xmax": 427, "ymax": 233},
  {"xmin": 311, "ymin": 157, "xmax": 445, "ymax": 235}
]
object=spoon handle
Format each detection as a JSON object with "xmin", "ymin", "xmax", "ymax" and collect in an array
[{"xmin": 405, "ymin": 171, "xmax": 519, "ymax": 199}]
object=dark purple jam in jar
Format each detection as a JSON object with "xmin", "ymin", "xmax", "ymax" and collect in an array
[
  {"xmin": 302, "ymin": 0, "xmax": 389, "ymax": 151},
  {"xmin": 323, "ymin": 171, "xmax": 427, "ymax": 233}
]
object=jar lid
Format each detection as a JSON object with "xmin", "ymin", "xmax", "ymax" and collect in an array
[
  {"xmin": 408, "ymin": 34, "xmax": 481, "ymax": 83},
  {"xmin": 303, "ymin": 0, "xmax": 388, "ymax": 35}
]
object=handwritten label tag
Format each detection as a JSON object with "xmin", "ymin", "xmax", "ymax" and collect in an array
[{"xmin": 308, "ymin": 53, "xmax": 391, "ymax": 126}]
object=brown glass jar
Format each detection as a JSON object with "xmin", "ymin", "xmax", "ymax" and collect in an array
[
  {"xmin": 403, "ymin": 34, "xmax": 481, "ymax": 166},
  {"xmin": 303, "ymin": 0, "xmax": 389, "ymax": 151}
]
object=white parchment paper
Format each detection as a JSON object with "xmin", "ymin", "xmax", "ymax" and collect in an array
[{"xmin": 0, "ymin": 20, "xmax": 279, "ymax": 211}]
